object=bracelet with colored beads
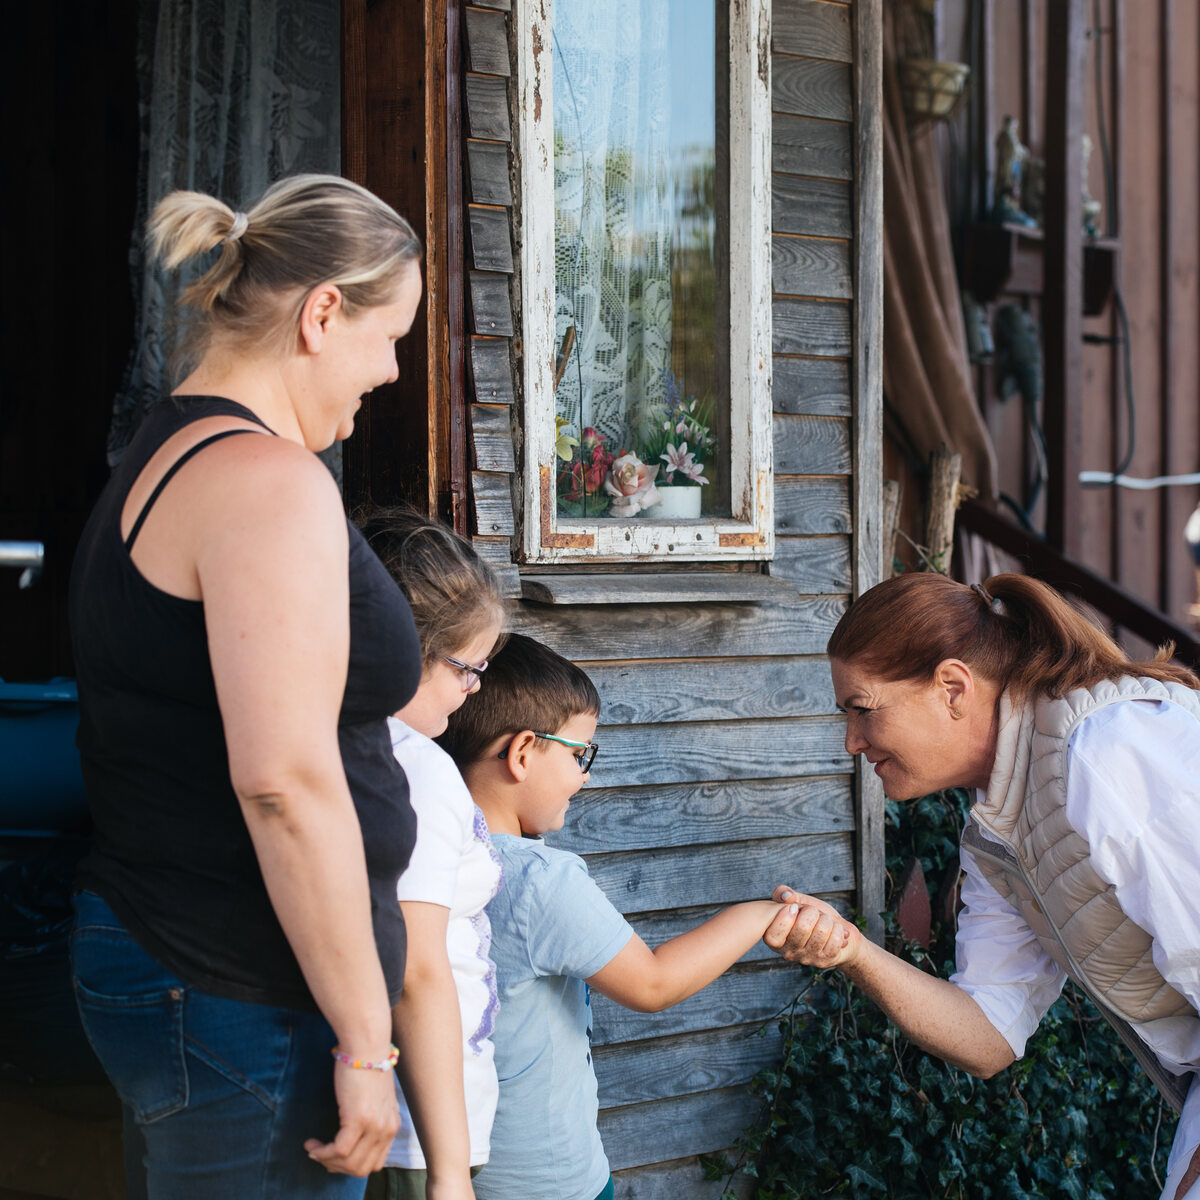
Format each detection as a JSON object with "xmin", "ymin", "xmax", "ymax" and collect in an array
[{"xmin": 330, "ymin": 1044, "xmax": 400, "ymax": 1072}]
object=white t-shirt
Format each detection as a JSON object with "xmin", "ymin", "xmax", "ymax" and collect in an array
[
  {"xmin": 385, "ymin": 717, "xmax": 504, "ymax": 1169},
  {"xmin": 951, "ymin": 698, "xmax": 1200, "ymax": 1196}
]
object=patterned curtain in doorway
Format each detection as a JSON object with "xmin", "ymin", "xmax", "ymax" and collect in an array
[{"xmin": 108, "ymin": 0, "xmax": 340, "ymax": 467}]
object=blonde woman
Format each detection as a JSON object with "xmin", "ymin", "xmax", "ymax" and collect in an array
[{"xmin": 69, "ymin": 175, "xmax": 424, "ymax": 1198}]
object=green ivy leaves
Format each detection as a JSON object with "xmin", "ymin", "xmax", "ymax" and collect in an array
[{"xmin": 704, "ymin": 789, "xmax": 1177, "ymax": 1200}]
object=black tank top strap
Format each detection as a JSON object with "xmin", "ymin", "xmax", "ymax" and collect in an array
[{"xmin": 125, "ymin": 428, "xmax": 265, "ymax": 551}]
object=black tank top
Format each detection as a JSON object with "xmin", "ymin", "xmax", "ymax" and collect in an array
[{"xmin": 69, "ymin": 395, "xmax": 420, "ymax": 1009}]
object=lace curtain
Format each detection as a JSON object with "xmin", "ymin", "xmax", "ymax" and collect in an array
[
  {"xmin": 552, "ymin": 0, "xmax": 674, "ymax": 452},
  {"xmin": 109, "ymin": 0, "xmax": 340, "ymax": 466}
]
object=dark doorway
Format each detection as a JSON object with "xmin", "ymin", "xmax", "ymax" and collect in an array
[{"xmin": 0, "ymin": 1, "xmax": 140, "ymax": 680}]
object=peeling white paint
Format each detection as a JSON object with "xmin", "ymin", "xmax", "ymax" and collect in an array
[{"xmin": 517, "ymin": 0, "xmax": 774, "ymax": 563}]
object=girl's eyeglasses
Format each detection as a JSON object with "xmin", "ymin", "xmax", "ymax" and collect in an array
[{"xmin": 444, "ymin": 655, "xmax": 489, "ymax": 691}]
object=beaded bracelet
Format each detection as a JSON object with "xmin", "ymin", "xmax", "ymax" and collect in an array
[{"xmin": 330, "ymin": 1044, "xmax": 400, "ymax": 1072}]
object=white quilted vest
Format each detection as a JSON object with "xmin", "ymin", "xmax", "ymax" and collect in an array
[{"xmin": 961, "ymin": 675, "xmax": 1200, "ymax": 1111}]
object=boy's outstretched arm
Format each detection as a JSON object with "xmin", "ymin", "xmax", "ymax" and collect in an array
[{"xmin": 586, "ymin": 900, "xmax": 796, "ymax": 1013}]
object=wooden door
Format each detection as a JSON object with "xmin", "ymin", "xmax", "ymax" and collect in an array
[{"xmin": 341, "ymin": 0, "xmax": 468, "ymax": 529}]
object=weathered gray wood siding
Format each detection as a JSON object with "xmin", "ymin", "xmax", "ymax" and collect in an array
[{"xmin": 456, "ymin": 0, "xmax": 882, "ymax": 1193}]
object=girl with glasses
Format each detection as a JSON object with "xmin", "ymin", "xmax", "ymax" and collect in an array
[{"xmin": 357, "ymin": 506, "xmax": 509, "ymax": 1200}]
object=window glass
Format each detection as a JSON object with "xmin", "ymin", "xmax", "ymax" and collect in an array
[{"xmin": 551, "ymin": 0, "xmax": 729, "ymax": 522}]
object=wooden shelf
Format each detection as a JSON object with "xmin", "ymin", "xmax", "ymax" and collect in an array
[
  {"xmin": 519, "ymin": 572, "xmax": 800, "ymax": 605},
  {"xmin": 962, "ymin": 222, "xmax": 1118, "ymax": 316}
]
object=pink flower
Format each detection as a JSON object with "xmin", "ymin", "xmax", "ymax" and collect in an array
[
  {"xmin": 604, "ymin": 452, "xmax": 661, "ymax": 516},
  {"xmin": 660, "ymin": 442, "xmax": 709, "ymax": 486}
]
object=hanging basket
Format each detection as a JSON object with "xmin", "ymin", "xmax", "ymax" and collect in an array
[{"xmin": 899, "ymin": 58, "xmax": 970, "ymax": 126}]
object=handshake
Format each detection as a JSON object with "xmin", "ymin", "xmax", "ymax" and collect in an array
[{"xmin": 763, "ymin": 886, "xmax": 860, "ymax": 970}]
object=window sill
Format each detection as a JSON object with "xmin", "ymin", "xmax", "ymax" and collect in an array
[{"xmin": 518, "ymin": 572, "xmax": 799, "ymax": 606}]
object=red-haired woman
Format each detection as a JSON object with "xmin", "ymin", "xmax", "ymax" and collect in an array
[{"xmin": 766, "ymin": 573, "xmax": 1200, "ymax": 1200}]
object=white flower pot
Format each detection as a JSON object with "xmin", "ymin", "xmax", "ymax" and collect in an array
[{"xmin": 642, "ymin": 485, "xmax": 702, "ymax": 519}]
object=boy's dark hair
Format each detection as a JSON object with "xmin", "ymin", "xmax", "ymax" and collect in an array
[{"xmin": 437, "ymin": 633, "xmax": 600, "ymax": 768}]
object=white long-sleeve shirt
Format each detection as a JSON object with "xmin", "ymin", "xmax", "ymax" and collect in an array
[{"xmin": 951, "ymin": 698, "xmax": 1200, "ymax": 1195}]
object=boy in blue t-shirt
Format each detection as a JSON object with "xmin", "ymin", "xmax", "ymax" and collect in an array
[{"xmin": 437, "ymin": 634, "xmax": 800, "ymax": 1200}]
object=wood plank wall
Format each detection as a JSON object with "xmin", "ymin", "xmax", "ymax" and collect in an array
[
  {"xmin": 457, "ymin": 0, "xmax": 879, "ymax": 1192},
  {"xmin": 461, "ymin": 0, "xmax": 521, "ymax": 595}
]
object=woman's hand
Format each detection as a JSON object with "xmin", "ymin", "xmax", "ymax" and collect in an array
[
  {"xmin": 304, "ymin": 1061, "xmax": 401, "ymax": 1176},
  {"xmin": 763, "ymin": 886, "xmax": 862, "ymax": 970}
]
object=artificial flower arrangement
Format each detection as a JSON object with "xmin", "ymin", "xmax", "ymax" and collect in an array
[
  {"xmin": 639, "ymin": 369, "xmax": 715, "ymax": 489},
  {"xmin": 554, "ymin": 371, "xmax": 716, "ymax": 519},
  {"xmin": 555, "ymin": 417, "xmax": 615, "ymax": 517}
]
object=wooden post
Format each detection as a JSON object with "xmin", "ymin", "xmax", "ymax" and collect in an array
[
  {"xmin": 1158, "ymin": 0, "xmax": 1175, "ymax": 614},
  {"xmin": 925, "ymin": 447, "xmax": 962, "ymax": 576},
  {"xmin": 854, "ymin": 0, "xmax": 886, "ymax": 945},
  {"xmin": 1043, "ymin": 0, "xmax": 1086, "ymax": 556}
]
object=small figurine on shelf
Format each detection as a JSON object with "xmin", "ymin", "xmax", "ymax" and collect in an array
[
  {"xmin": 1081, "ymin": 134, "xmax": 1102, "ymax": 238},
  {"xmin": 992, "ymin": 115, "xmax": 1037, "ymax": 227}
]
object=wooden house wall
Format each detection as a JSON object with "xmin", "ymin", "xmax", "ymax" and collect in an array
[
  {"xmin": 933, "ymin": 0, "xmax": 1200, "ymax": 642},
  {"xmin": 457, "ymin": 0, "xmax": 881, "ymax": 1191}
]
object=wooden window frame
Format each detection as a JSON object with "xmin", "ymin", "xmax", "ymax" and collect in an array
[{"xmin": 515, "ymin": 0, "xmax": 774, "ymax": 564}]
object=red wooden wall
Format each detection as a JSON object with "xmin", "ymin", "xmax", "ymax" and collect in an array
[{"xmin": 917, "ymin": 0, "xmax": 1200, "ymax": 640}]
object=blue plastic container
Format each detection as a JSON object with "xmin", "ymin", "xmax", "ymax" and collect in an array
[{"xmin": 0, "ymin": 678, "xmax": 90, "ymax": 836}]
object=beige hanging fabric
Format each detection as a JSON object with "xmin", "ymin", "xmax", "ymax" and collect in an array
[{"xmin": 882, "ymin": 7, "xmax": 998, "ymax": 501}]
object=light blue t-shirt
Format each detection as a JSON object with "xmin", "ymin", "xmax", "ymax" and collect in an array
[{"xmin": 473, "ymin": 834, "xmax": 634, "ymax": 1200}]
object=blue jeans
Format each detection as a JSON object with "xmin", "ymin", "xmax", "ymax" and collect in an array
[{"xmin": 71, "ymin": 891, "xmax": 366, "ymax": 1200}]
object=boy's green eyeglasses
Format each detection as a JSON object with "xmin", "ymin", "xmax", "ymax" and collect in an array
[
  {"xmin": 498, "ymin": 732, "xmax": 599, "ymax": 772},
  {"xmin": 535, "ymin": 732, "xmax": 599, "ymax": 773}
]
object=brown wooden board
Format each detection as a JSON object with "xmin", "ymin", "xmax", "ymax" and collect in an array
[
  {"xmin": 553, "ymin": 774, "xmax": 853, "ymax": 855},
  {"xmin": 774, "ymin": 476, "xmax": 851, "ymax": 533},
  {"xmin": 467, "ymin": 204, "xmax": 514, "ymax": 272},
  {"xmin": 773, "ymin": 297, "xmax": 852, "ymax": 357},
  {"xmin": 508, "ymin": 597, "xmax": 846, "ymax": 660},
  {"xmin": 471, "ymin": 536, "xmax": 520, "ymax": 596},
  {"xmin": 464, "ymin": 73, "xmax": 511, "ymax": 141},
  {"xmin": 464, "ymin": 5, "xmax": 510, "ymax": 76},
  {"xmin": 468, "ymin": 336, "xmax": 514, "ymax": 404},
  {"xmin": 600, "ymin": 1087, "xmax": 764, "ymax": 1172},
  {"xmin": 520, "ymin": 573, "xmax": 799, "ymax": 606},
  {"xmin": 592, "ymin": 961, "xmax": 813, "ymax": 1045},
  {"xmin": 852, "ymin": 0, "xmax": 886, "ymax": 941},
  {"xmin": 771, "ymin": 355, "xmax": 852, "ymax": 416},
  {"xmin": 468, "ymin": 272, "xmax": 514, "ymax": 335},
  {"xmin": 772, "ymin": 0, "xmax": 853, "ymax": 62},
  {"xmin": 581, "ymin": 655, "xmax": 838, "ymax": 723},
  {"xmin": 773, "ymin": 55, "xmax": 854, "ymax": 121},
  {"xmin": 612, "ymin": 1155, "xmax": 754, "ymax": 1200},
  {"xmin": 773, "ymin": 234, "xmax": 853, "ymax": 299},
  {"xmin": 772, "ymin": 174, "xmax": 853, "ymax": 238},
  {"xmin": 771, "ymin": 535, "xmax": 853, "ymax": 593},
  {"xmin": 469, "ymin": 403, "xmax": 516, "ymax": 472},
  {"xmin": 623, "ymin": 894, "xmax": 854, "ymax": 965},
  {"xmin": 582, "ymin": 832, "xmax": 854, "ymax": 916},
  {"xmin": 466, "ymin": 139, "xmax": 513, "ymax": 205},
  {"xmin": 594, "ymin": 1024, "xmax": 783, "ymax": 1107},
  {"xmin": 470, "ymin": 469, "xmax": 515, "ymax": 536},
  {"xmin": 773, "ymin": 414, "xmax": 852, "ymax": 474},
  {"xmin": 584, "ymin": 718, "xmax": 851, "ymax": 788},
  {"xmin": 772, "ymin": 114, "xmax": 853, "ymax": 181}
]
